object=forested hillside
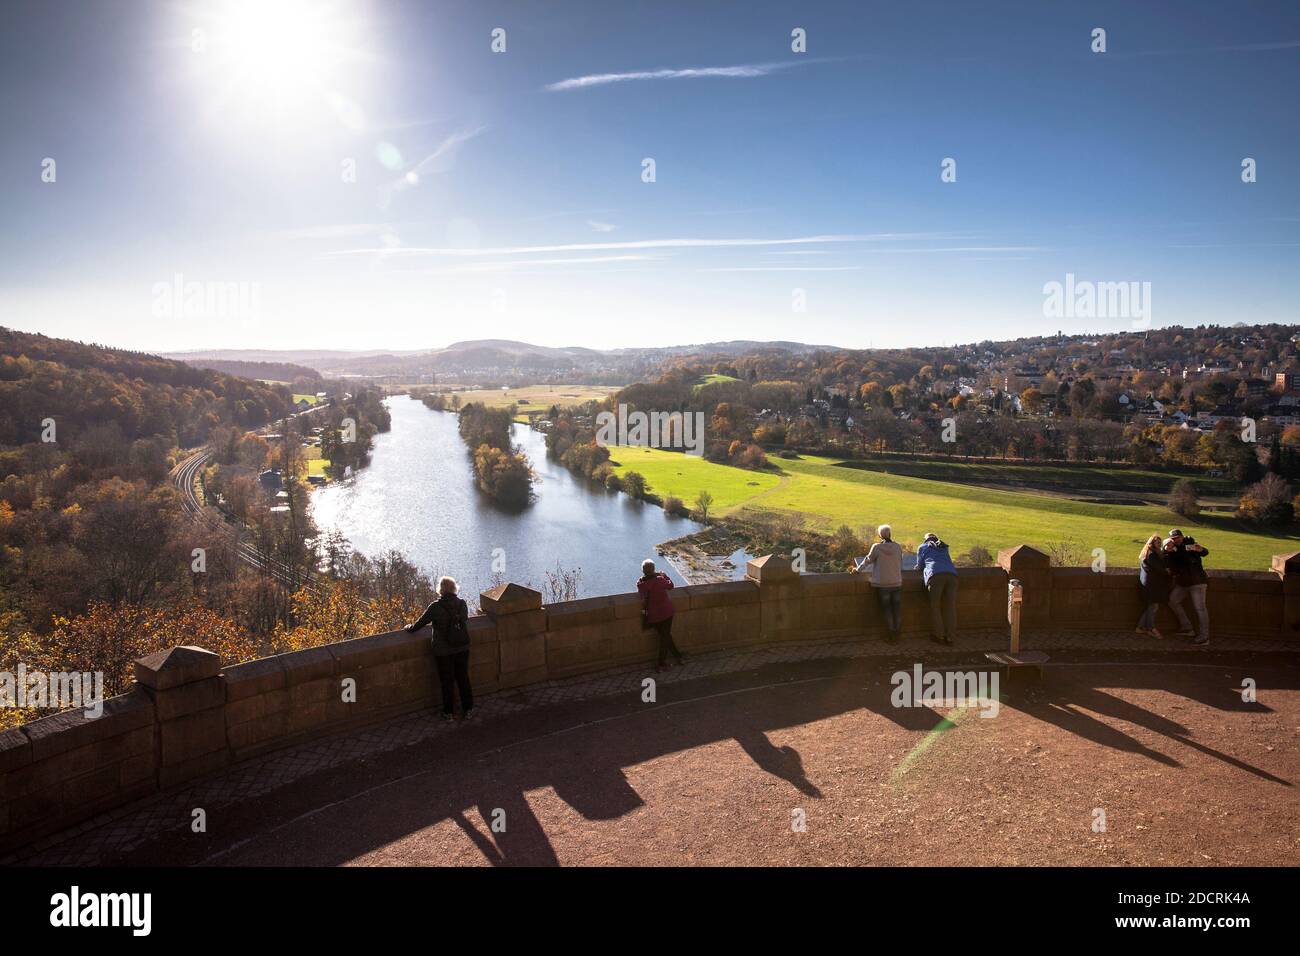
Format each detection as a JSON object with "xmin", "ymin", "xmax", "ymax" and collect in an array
[
  {"xmin": 0, "ymin": 327, "xmax": 297, "ymax": 447},
  {"xmin": 0, "ymin": 328, "xmax": 430, "ymax": 728}
]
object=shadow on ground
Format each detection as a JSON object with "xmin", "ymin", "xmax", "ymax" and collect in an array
[{"xmin": 97, "ymin": 649, "xmax": 1299, "ymax": 867}]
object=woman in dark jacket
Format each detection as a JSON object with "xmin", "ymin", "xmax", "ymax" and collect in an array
[
  {"xmin": 638, "ymin": 559, "xmax": 686, "ymax": 671},
  {"xmin": 1136, "ymin": 534, "xmax": 1170, "ymax": 638},
  {"xmin": 406, "ymin": 576, "xmax": 474, "ymax": 721}
]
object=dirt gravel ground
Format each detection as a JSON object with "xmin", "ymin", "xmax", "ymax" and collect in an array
[{"xmin": 110, "ymin": 651, "xmax": 1298, "ymax": 866}]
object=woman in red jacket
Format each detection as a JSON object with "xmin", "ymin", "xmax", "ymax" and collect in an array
[{"xmin": 638, "ymin": 559, "xmax": 686, "ymax": 671}]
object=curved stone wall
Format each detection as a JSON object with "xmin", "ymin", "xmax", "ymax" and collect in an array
[{"xmin": 2, "ymin": 546, "xmax": 1297, "ymax": 854}]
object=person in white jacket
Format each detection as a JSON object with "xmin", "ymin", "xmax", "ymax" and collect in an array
[{"xmin": 851, "ymin": 524, "xmax": 904, "ymax": 642}]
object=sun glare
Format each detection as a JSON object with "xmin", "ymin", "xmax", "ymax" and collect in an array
[{"xmin": 201, "ymin": 0, "xmax": 357, "ymax": 112}]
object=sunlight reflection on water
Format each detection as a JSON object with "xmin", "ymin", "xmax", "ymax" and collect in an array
[{"xmin": 310, "ymin": 395, "xmax": 706, "ymax": 599}]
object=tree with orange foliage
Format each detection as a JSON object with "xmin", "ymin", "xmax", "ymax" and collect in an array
[{"xmin": 0, "ymin": 601, "xmax": 258, "ymax": 727}]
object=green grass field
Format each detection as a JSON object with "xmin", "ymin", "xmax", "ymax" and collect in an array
[
  {"xmin": 301, "ymin": 443, "xmax": 329, "ymax": 479},
  {"xmin": 839, "ymin": 456, "xmax": 1239, "ymax": 499},
  {"xmin": 432, "ymin": 384, "xmax": 621, "ymax": 423},
  {"xmin": 609, "ymin": 446, "xmax": 1299, "ymax": 569},
  {"xmin": 696, "ymin": 373, "xmax": 742, "ymax": 386}
]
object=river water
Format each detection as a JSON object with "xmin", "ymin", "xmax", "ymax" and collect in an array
[{"xmin": 310, "ymin": 395, "xmax": 704, "ymax": 600}]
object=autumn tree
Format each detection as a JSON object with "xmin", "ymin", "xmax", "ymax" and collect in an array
[
  {"xmin": 1237, "ymin": 473, "xmax": 1294, "ymax": 526},
  {"xmin": 1168, "ymin": 478, "xmax": 1200, "ymax": 518}
]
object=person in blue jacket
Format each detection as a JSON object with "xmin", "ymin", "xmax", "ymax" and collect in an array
[{"xmin": 916, "ymin": 532, "xmax": 958, "ymax": 645}]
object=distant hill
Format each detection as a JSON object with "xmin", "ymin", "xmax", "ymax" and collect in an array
[
  {"xmin": 172, "ymin": 357, "xmax": 323, "ymax": 385},
  {"xmin": 161, "ymin": 338, "xmax": 837, "ymax": 385},
  {"xmin": 1, "ymin": 327, "xmax": 297, "ymax": 447},
  {"xmin": 159, "ymin": 326, "xmax": 1300, "ymax": 390},
  {"xmin": 162, "ymin": 348, "xmax": 420, "ymax": 363}
]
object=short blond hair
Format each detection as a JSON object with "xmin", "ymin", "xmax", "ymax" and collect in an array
[
  {"xmin": 437, "ymin": 576, "xmax": 458, "ymax": 595},
  {"xmin": 641, "ymin": 559, "xmax": 656, "ymax": 574}
]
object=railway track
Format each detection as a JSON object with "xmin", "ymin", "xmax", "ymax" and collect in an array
[{"xmin": 170, "ymin": 409, "xmax": 333, "ymax": 596}]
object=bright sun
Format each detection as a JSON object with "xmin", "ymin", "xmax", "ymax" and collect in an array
[{"xmin": 200, "ymin": 0, "xmax": 357, "ymax": 112}]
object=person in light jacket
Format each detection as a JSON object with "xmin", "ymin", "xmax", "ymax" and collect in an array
[
  {"xmin": 916, "ymin": 532, "xmax": 958, "ymax": 645},
  {"xmin": 852, "ymin": 524, "xmax": 903, "ymax": 642},
  {"xmin": 406, "ymin": 576, "xmax": 474, "ymax": 721},
  {"xmin": 638, "ymin": 559, "xmax": 686, "ymax": 671}
]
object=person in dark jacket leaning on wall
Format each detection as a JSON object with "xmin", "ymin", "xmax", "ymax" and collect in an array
[
  {"xmin": 406, "ymin": 576, "xmax": 474, "ymax": 720},
  {"xmin": 1163, "ymin": 529, "xmax": 1211, "ymax": 646},
  {"xmin": 916, "ymin": 532, "xmax": 959, "ymax": 646},
  {"xmin": 638, "ymin": 559, "xmax": 686, "ymax": 672}
]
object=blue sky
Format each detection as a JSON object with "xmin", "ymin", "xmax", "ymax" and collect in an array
[{"xmin": 1, "ymin": 0, "xmax": 1297, "ymax": 353}]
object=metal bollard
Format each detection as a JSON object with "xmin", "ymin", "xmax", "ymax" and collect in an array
[{"xmin": 1008, "ymin": 578, "xmax": 1024, "ymax": 653}]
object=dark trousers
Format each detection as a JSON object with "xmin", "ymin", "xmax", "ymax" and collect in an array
[
  {"xmin": 875, "ymin": 587, "xmax": 902, "ymax": 634},
  {"xmin": 926, "ymin": 573, "xmax": 958, "ymax": 641},
  {"xmin": 435, "ymin": 650, "xmax": 473, "ymax": 714},
  {"xmin": 653, "ymin": 617, "xmax": 683, "ymax": 666}
]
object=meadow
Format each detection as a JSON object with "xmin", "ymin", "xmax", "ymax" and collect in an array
[
  {"xmin": 609, "ymin": 446, "xmax": 1299, "ymax": 569},
  {"xmin": 836, "ymin": 456, "xmax": 1240, "ymax": 500},
  {"xmin": 427, "ymin": 384, "xmax": 621, "ymax": 422},
  {"xmin": 301, "ymin": 442, "xmax": 328, "ymax": 479}
]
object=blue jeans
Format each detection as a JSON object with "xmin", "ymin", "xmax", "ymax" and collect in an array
[
  {"xmin": 875, "ymin": 587, "xmax": 902, "ymax": 634},
  {"xmin": 1169, "ymin": 583, "xmax": 1209, "ymax": 639},
  {"xmin": 1136, "ymin": 602, "xmax": 1160, "ymax": 630}
]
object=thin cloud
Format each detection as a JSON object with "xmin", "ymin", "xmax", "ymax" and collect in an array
[
  {"xmin": 276, "ymin": 223, "xmax": 401, "ymax": 240},
  {"xmin": 330, "ymin": 233, "xmax": 955, "ymax": 258},
  {"xmin": 545, "ymin": 61, "xmax": 812, "ymax": 92},
  {"xmin": 390, "ymin": 126, "xmax": 488, "ymax": 193},
  {"xmin": 426, "ymin": 255, "xmax": 658, "ymax": 274},
  {"xmin": 699, "ymin": 266, "xmax": 862, "ymax": 273},
  {"xmin": 868, "ymin": 246, "xmax": 1044, "ymax": 254},
  {"xmin": 586, "ymin": 220, "xmax": 617, "ymax": 233}
]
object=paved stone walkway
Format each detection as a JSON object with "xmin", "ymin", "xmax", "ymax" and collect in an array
[{"xmin": 8, "ymin": 626, "xmax": 1294, "ymax": 866}]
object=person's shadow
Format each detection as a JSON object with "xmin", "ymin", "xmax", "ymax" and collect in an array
[
  {"xmin": 449, "ymin": 794, "xmax": 560, "ymax": 866},
  {"xmin": 735, "ymin": 730, "xmax": 823, "ymax": 798}
]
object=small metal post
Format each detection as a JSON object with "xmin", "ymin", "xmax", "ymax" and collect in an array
[{"xmin": 1008, "ymin": 578, "xmax": 1024, "ymax": 654}]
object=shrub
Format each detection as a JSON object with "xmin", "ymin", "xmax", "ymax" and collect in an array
[
  {"xmin": 561, "ymin": 440, "xmax": 611, "ymax": 482},
  {"xmin": 662, "ymin": 494, "xmax": 689, "ymax": 517},
  {"xmin": 621, "ymin": 470, "xmax": 648, "ymax": 498},
  {"xmin": 735, "ymin": 443, "xmax": 769, "ymax": 470},
  {"xmin": 955, "ymin": 544, "xmax": 994, "ymax": 567},
  {"xmin": 694, "ymin": 489, "xmax": 714, "ymax": 520},
  {"xmin": 1044, "ymin": 539, "xmax": 1090, "ymax": 566},
  {"xmin": 1168, "ymin": 477, "xmax": 1200, "ymax": 518},
  {"xmin": 1237, "ymin": 473, "xmax": 1294, "ymax": 526},
  {"xmin": 827, "ymin": 524, "xmax": 865, "ymax": 563}
]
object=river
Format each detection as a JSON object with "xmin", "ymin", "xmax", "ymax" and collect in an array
[{"xmin": 310, "ymin": 395, "xmax": 707, "ymax": 600}]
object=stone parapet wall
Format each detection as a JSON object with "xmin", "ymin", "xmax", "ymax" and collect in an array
[{"xmin": 3, "ymin": 547, "xmax": 1297, "ymax": 853}]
